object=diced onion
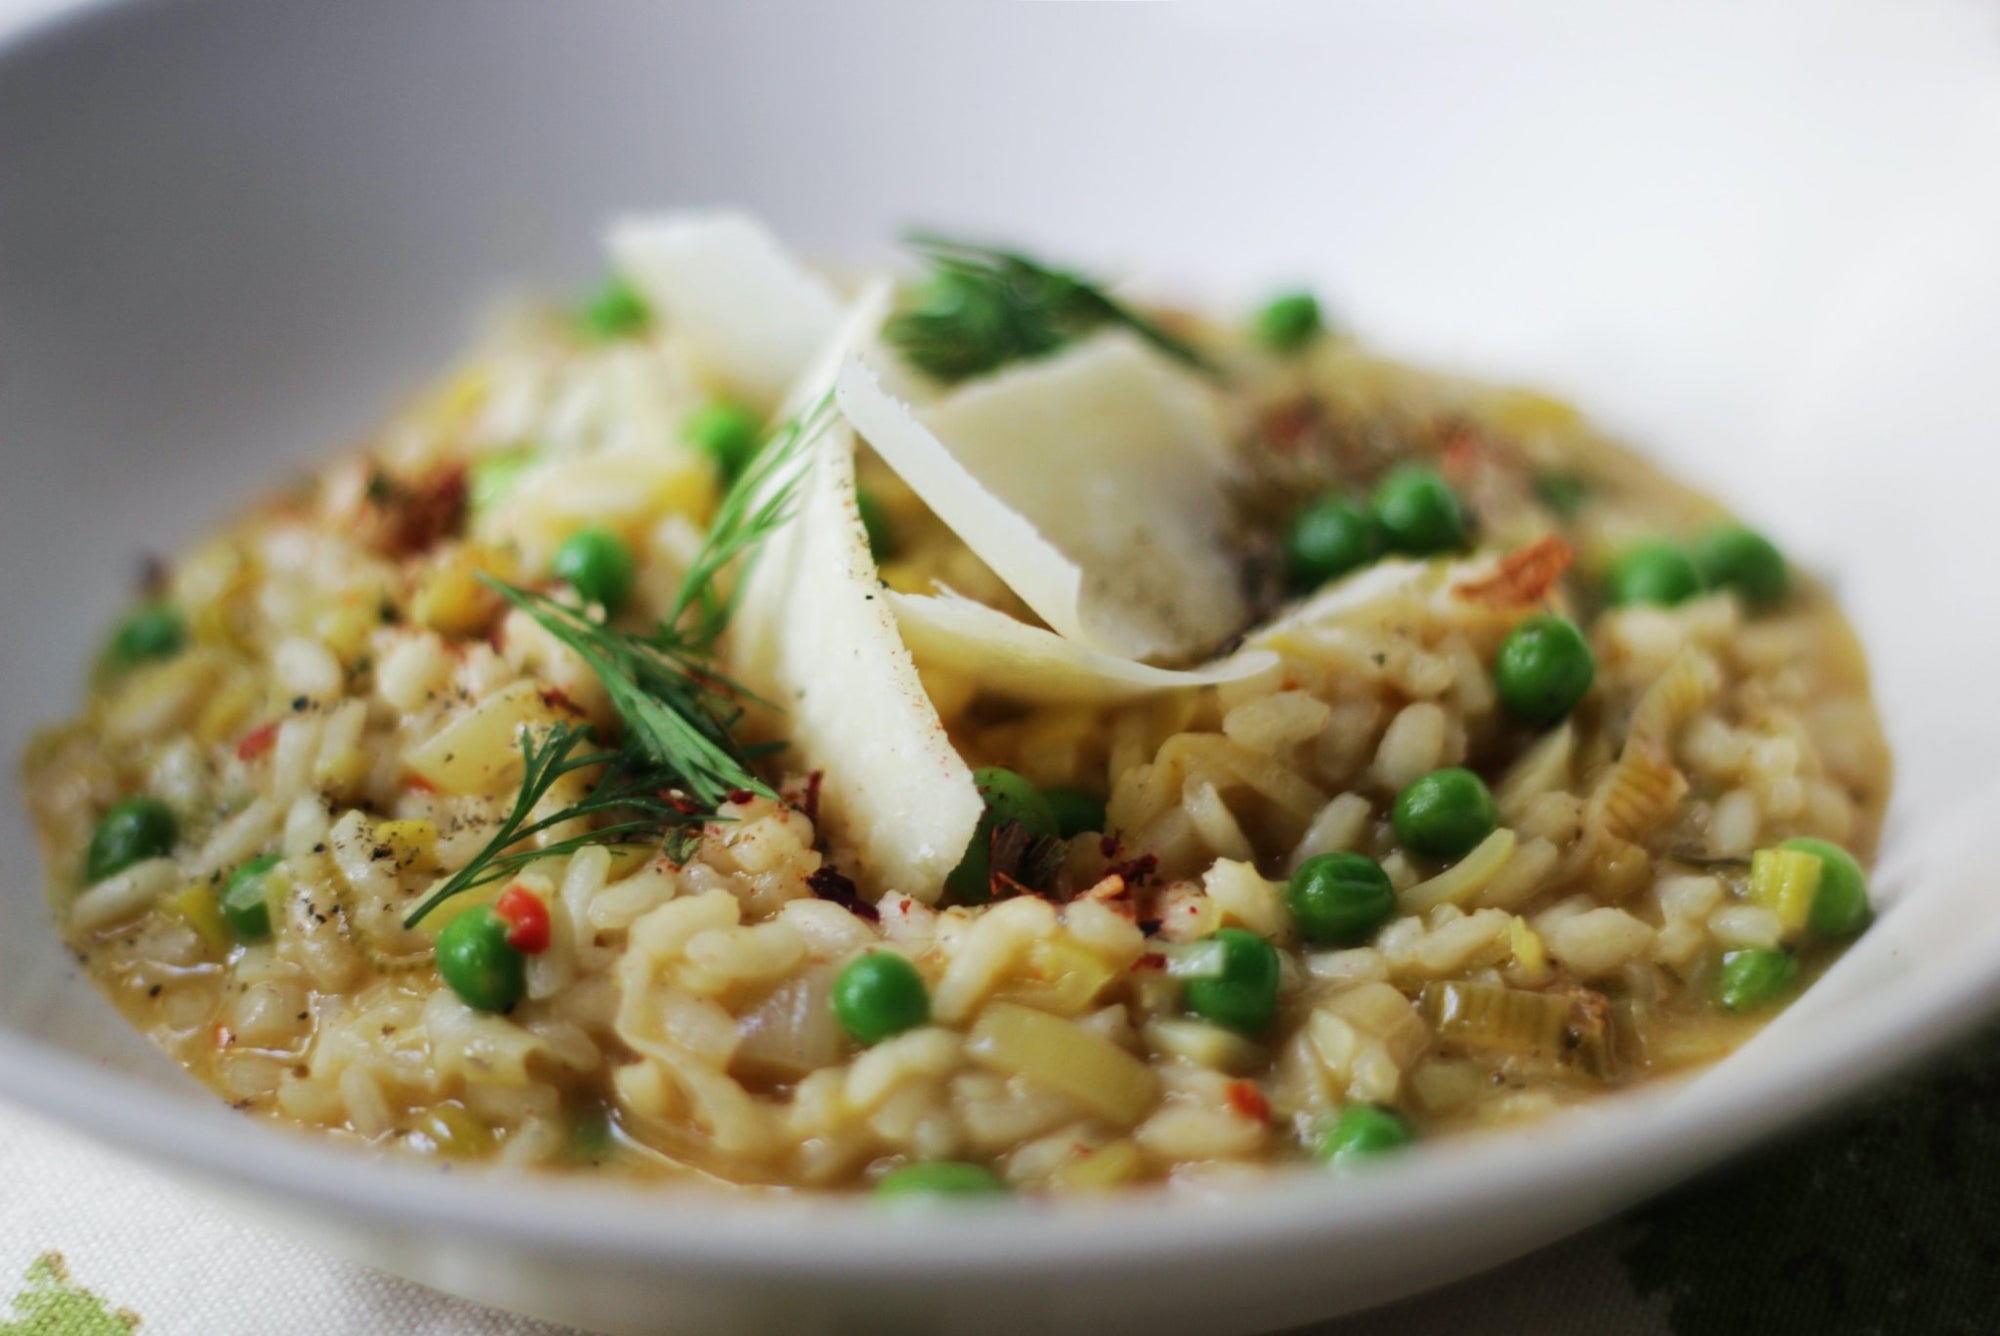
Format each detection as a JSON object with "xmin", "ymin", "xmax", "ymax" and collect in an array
[{"xmin": 966, "ymin": 1002, "xmax": 1161, "ymax": 1127}]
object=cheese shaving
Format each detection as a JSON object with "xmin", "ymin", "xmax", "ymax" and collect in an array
[
  {"xmin": 837, "ymin": 332, "xmax": 1248, "ymax": 662},
  {"xmin": 890, "ymin": 588, "xmax": 1277, "ymax": 704},
  {"xmin": 608, "ymin": 211, "xmax": 843, "ymax": 413},
  {"xmin": 729, "ymin": 295, "xmax": 981, "ymax": 902}
]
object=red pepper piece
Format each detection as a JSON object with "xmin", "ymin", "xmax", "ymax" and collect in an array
[
  {"xmin": 235, "ymin": 721, "xmax": 279, "ymax": 762},
  {"xmin": 493, "ymin": 884, "xmax": 551, "ymax": 955},
  {"xmin": 1224, "ymin": 1080, "xmax": 1271, "ymax": 1123}
]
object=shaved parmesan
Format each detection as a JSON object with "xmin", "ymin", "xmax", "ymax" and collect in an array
[
  {"xmin": 729, "ymin": 284, "xmax": 982, "ymax": 903},
  {"xmin": 1246, "ymin": 560, "xmax": 1436, "ymax": 647},
  {"xmin": 608, "ymin": 211, "xmax": 843, "ymax": 413},
  {"xmin": 837, "ymin": 333, "xmax": 1248, "ymax": 662},
  {"xmin": 1244, "ymin": 553, "xmax": 1538, "ymax": 657},
  {"xmin": 776, "ymin": 279, "xmax": 893, "ymax": 424},
  {"xmin": 891, "ymin": 588, "xmax": 1276, "ymax": 704}
]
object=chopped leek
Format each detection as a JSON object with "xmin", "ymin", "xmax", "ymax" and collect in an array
[{"xmin": 1748, "ymin": 847, "xmax": 1822, "ymax": 939}]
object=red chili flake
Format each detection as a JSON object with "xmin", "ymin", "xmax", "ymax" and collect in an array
[
  {"xmin": 537, "ymin": 686, "xmax": 581, "ymax": 716},
  {"xmin": 1104, "ymin": 853, "xmax": 1159, "ymax": 886},
  {"xmin": 806, "ymin": 866, "xmax": 878, "ymax": 922},
  {"xmin": 1098, "ymin": 834, "xmax": 1122, "ymax": 860},
  {"xmin": 1454, "ymin": 534, "xmax": 1574, "ymax": 608},
  {"xmin": 661, "ymin": 791, "xmax": 702, "ymax": 815},
  {"xmin": 726, "ymin": 789, "xmax": 756, "ymax": 806},
  {"xmin": 494, "ymin": 885, "xmax": 552, "ymax": 954},
  {"xmin": 1258, "ymin": 396, "xmax": 1323, "ymax": 453},
  {"xmin": 1224, "ymin": 1080, "xmax": 1271, "ymax": 1122},
  {"xmin": 363, "ymin": 461, "xmax": 468, "ymax": 558},
  {"xmin": 800, "ymin": 771, "xmax": 824, "ymax": 824},
  {"xmin": 990, "ymin": 872, "xmax": 1040, "ymax": 901},
  {"xmin": 406, "ymin": 773, "xmax": 439, "ymax": 796},
  {"xmin": 1438, "ymin": 423, "xmax": 1485, "ymax": 485},
  {"xmin": 235, "ymin": 721, "xmax": 279, "ymax": 762}
]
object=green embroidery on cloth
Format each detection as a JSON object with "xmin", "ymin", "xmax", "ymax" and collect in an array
[
  {"xmin": 1, "ymin": 1254, "xmax": 138, "ymax": 1334},
  {"xmin": 1624, "ymin": 1028, "xmax": 2000, "ymax": 1335}
]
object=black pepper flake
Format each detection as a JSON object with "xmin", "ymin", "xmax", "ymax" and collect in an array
[
  {"xmin": 806, "ymin": 866, "xmax": 878, "ymax": 921},
  {"xmin": 1138, "ymin": 918, "xmax": 1164, "ymax": 936},
  {"xmin": 147, "ymin": 984, "xmax": 162, "ymax": 998},
  {"xmin": 291, "ymin": 696, "xmax": 309, "ymax": 712}
]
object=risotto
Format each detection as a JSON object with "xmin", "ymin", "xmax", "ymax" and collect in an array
[{"xmin": 20, "ymin": 214, "xmax": 1890, "ymax": 1196}]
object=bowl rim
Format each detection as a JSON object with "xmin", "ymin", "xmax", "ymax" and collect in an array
[{"xmin": 3, "ymin": 0, "xmax": 1998, "ymax": 1291}]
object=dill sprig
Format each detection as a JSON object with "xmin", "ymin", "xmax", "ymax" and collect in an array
[
  {"xmin": 402, "ymin": 392, "xmax": 835, "ymax": 927},
  {"xmin": 668, "ymin": 389, "xmax": 836, "ymax": 649},
  {"xmin": 885, "ymin": 232, "xmax": 1217, "ymax": 384},
  {"xmin": 403, "ymin": 722, "xmax": 702, "ymax": 927},
  {"xmin": 487, "ymin": 580, "xmax": 775, "ymax": 808}
]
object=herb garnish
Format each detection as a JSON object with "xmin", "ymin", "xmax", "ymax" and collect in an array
[
  {"xmin": 884, "ymin": 233, "xmax": 1217, "ymax": 384},
  {"xmin": 402, "ymin": 722, "xmax": 703, "ymax": 927},
  {"xmin": 401, "ymin": 393, "xmax": 835, "ymax": 928}
]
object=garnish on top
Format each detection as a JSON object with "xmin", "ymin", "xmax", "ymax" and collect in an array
[
  {"xmin": 885, "ymin": 233, "xmax": 1217, "ymax": 384},
  {"xmin": 403, "ymin": 392, "xmax": 836, "ymax": 930}
]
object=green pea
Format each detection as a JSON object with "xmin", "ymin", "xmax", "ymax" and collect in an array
[
  {"xmin": 579, "ymin": 275, "xmax": 651, "ymax": 341},
  {"xmin": 856, "ymin": 487, "xmax": 897, "ymax": 564},
  {"xmin": 108, "ymin": 603, "xmax": 187, "ymax": 667},
  {"xmin": 1287, "ymin": 852, "xmax": 1396, "ymax": 948},
  {"xmin": 1604, "ymin": 542, "xmax": 1703, "ymax": 608},
  {"xmin": 1316, "ymin": 1104, "xmax": 1415, "ymax": 1166},
  {"xmin": 1370, "ymin": 466, "xmax": 1468, "ymax": 555},
  {"xmin": 1693, "ymin": 524, "xmax": 1789, "ymax": 608},
  {"xmin": 85, "ymin": 797, "xmax": 178, "ymax": 883},
  {"xmin": 1392, "ymin": 768, "xmax": 1498, "ymax": 861},
  {"xmin": 683, "ymin": 402, "xmax": 763, "ymax": 482},
  {"xmin": 1285, "ymin": 497, "xmax": 1382, "ymax": 591},
  {"xmin": 435, "ymin": 906, "xmax": 527, "ymax": 1013},
  {"xmin": 832, "ymin": 952, "xmax": 930, "ymax": 1046},
  {"xmin": 945, "ymin": 768, "xmax": 1059, "ymax": 903},
  {"xmin": 468, "ymin": 450, "xmax": 538, "ymax": 519},
  {"xmin": 1253, "ymin": 291, "xmax": 1324, "ymax": 354},
  {"xmin": 1042, "ymin": 787, "xmax": 1108, "ymax": 839},
  {"xmin": 219, "ymin": 854, "xmax": 282, "ymax": 942},
  {"xmin": 1718, "ymin": 947, "xmax": 1796, "ymax": 1013},
  {"xmin": 874, "ymin": 1162, "xmax": 1009, "ymax": 1200},
  {"xmin": 1780, "ymin": 837, "xmax": 1872, "ymax": 937},
  {"xmin": 1182, "ymin": 928, "xmax": 1282, "ymax": 1035},
  {"xmin": 550, "ymin": 526, "xmax": 636, "ymax": 616},
  {"xmin": 1493, "ymin": 615, "xmax": 1596, "ymax": 727}
]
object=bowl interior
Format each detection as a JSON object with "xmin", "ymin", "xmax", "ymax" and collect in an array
[{"xmin": 2, "ymin": 0, "xmax": 1999, "ymax": 1302}]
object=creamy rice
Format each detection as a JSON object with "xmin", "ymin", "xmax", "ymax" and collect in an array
[{"xmin": 19, "ymin": 223, "xmax": 1890, "ymax": 1194}]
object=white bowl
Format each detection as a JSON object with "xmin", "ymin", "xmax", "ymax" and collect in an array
[{"xmin": 4, "ymin": 2, "xmax": 1999, "ymax": 1332}]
